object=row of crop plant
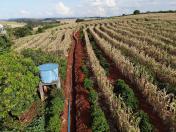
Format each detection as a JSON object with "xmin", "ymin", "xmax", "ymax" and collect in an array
[
  {"xmin": 84, "ymin": 29, "xmax": 140, "ymax": 131},
  {"xmin": 95, "ymin": 25, "xmax": 176, "ymax": 94},
  {"xmin": 86, "ymin": 29, "xmax": 156, "ymax": 131},
  {"xmin": 79, "ymin": 29, "xmax": 110, "ymax": 131},
  {"xmin": 88, "ymin": 27, "xmax": 176, "ymax": 130}
]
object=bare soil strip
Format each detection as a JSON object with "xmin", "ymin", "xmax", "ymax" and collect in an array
[
  {"xmin": 73, "ymin": 32, "xmax": 91, "ymax": 132},
  {"xmin": 61, "ymin": 32, "xmax": 92, "ymax": 132},
  {"xmin": 61, "ymin": 33, "xmax": 75, "ymax": 132}
]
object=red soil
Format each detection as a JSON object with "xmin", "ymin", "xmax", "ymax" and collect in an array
[
  {"xmin": 19, "ymin": 101, "xmax": 38, "ymax": 124},
  {"xmin": 61, "ymin": 32, "xmax": 91, "ymax": 132},
  {"xmin": 61, "ymin": 34, "xmax": 75, "ymax": 132},
  {"xmin": 73, "ymin": 32, "xmax": 91, "ymax": 132}
]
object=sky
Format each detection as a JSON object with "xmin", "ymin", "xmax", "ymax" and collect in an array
[{"xmin": 0, "ymin": 0, "xmax": 176, "ymax": 19}]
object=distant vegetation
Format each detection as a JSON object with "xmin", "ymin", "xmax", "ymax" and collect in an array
[
  {"xmin": 133, "ymin": 10, "xmax": 140, "ymax": 15},
  {"xmin": 76, "ymin": 19, "xmax": 85, "ymax": 23},
  {"xmin": 13, "ymin": 24, "xmax": 33, "ymax": 38},
  {"xmin": 6, "ymin": 24, "xmax": 33, "ymax": 39},
  {"xmin": 6, "ymin": 20, "xmax": 61, "ymax": 39},
  {"xmin": 120, "ymin": 10, "xmax": 176, "ymax": 17},
  {"xmin": 36, "ymin": 22, "xmax": 61, "ymax": 34},
  {"xmin": 0, "ymin": 21, "xmax": 26, "ymax": 28},
  {"xmin": 132, "ymin": 10, "xmax": 176, "ymax": 16},
  {"xmin": 146, "ymin": 10, "xmax": 176, "ymax": 13}
]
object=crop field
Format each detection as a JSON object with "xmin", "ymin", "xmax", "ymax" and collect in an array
[
  {"xmin": 0, "ymin": 21, "xmax": 26, "ymax": 28},
  {"xmin": 13, "ymin": 25, "xmax": 76, "ymax": 57},
  {"xmin": 1, "ymin": 13, "xmax": 176, "ymax": 132},
  {"xmin": 76, "ymin": 13, "xmax": 176, "ymax": 131}
]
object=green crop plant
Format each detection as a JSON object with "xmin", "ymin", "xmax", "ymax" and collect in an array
[
  {"xmin": 88, "ymin": 32, "xmax": 110, "ymax": 75},
  {"xmin": 0, "ymin": 52, "xmax": 39, "ymax": 129},
  {"xmin": 137, "ymin": 111, "xmax": 154, "ymax": 132},
  {"xmin": 45, "ymin": 88, "xmax": 64, "ymax": 132},
  {"xmin": 0, "ymin": 36, "xmax": 12, "ymax": 53},
  {"xmin": 91, "ymin": 105, "xmax": 110, "ymax": 132},
  {"xmin": 81, "ymin": 65, "xmax": 89, "ymax": 77},
  {"xmin": 114, "ymin": 79, "xmax": 139, "ymax": 110},
  {"xmin": 84, "ymin": 78, "xmax": 93, "ymax": 89},
  {"xmin": 88, "ymin": 88, "xmax": 98, "ymax": 104},
  {"xmin": 21, "ymin": 49, "xmax": 67, "ymax": 80},
  {"xmin": 89, "ymin": 88, "xmax": 110, "ymax": 132}
]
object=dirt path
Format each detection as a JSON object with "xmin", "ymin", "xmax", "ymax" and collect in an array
[
  {"xmin": 93, "ymin": 39, "xmax": 168, "ymax": 132},
  {"xmin": 72, "ymin": 32, "xmax": 91, "ymax": 132}
]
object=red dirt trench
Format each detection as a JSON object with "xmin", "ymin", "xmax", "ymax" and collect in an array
[{"xmin": 72, "ymin": 32, "xmax": 91, "ymax": 132}]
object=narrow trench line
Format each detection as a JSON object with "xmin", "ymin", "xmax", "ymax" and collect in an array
[
  {"xmin": 89, "ymin": 31, "xmax": 168, "ymax": 132},
  {"xmin": 71, "ymin": 32, "xmax": 91, "ymax": 132},
  {"xmin": 61, "ymin": 34, "xmax": 76, "ymax": 132},
  {"xmin": 71, "ymin": 33, "xmax": 77, "ymax": 132},
  {"xmin": 73, "ymin": 32, "xmax": 91, "ymax": 132}
]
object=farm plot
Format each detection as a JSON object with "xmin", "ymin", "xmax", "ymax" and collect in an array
[
  {"xmin": 0, "ymin": 21, "xmax": 26, "ymax": 28},
  {"xmin": 13, "ymin": 28, "xmax": 74, "ymax": 58},
  {"xmin": 7, "ymin": 13, "xmax": 176, "ymax": 132},
  {"xmin": 80, "ymin": 15, "xmax": 176, "ymax": 131}
]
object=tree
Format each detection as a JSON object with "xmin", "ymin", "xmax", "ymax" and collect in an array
[
  {"xmin": 13, "ymin": 25, "xmax": 33, "ymax": 38},
  {"xmin": 76, "ymin": 19, "xmax": 85, "ymax": 23},
  {"xmin": 133, "ymin": 10, "xmax": 140, "ymax": 15},
  {"xmin": 0, "ymin": 36, "xmax": 12, "ymax": 53},
  {"xmin": 36, "ymin": 27, "xmax": 44, "ymax": 33}
]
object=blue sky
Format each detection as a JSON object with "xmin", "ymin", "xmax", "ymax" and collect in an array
[{"xmin": 0, "ymin": 0, "xmax": 176, "ymax": 19}]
